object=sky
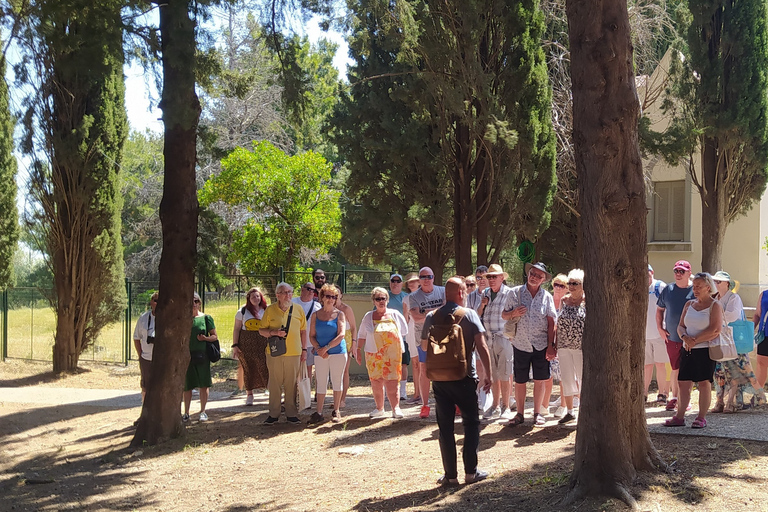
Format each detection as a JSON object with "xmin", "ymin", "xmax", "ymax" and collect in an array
[{"xmin": 124, "ymin": 15, "xmax": 351, "ymax": 134}]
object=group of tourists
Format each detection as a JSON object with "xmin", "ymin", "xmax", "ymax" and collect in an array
[
  {"xmin": 648, "ymin": 260, "xmax": 766, "ymax": 429},
  {"xmin": 132, "ymin": 260, "xmax": 768, "ymax": 485}
]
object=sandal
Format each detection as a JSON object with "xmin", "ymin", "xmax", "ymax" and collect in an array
[
  {"xmin": 507, "ymin": 413, "xmax": 525, "ymax": 426},
  {"xmin": 664, "ymin": 416, "xmax": 686, "ymax": 427},
  {"xmin": 691, "ymin": 417, "xmax": 707, "ymax": 429},
  {"xmin": 711, "ymin": 402, "xmax": 724, "ymax": 413},
  {"xmin": 723, "ymin": 404, "xmax": 738, "ymax": 414}
]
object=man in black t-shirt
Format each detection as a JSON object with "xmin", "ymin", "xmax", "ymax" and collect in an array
[{"xmin": 421, "ymin": 277, "xmax": 492, "ymax": 486}]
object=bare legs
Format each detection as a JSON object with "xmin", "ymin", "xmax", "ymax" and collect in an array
[
  {"xmin": 757, "ymin": 355, "xmax": 768, "ymax": 388},
  {"xmin": 370, "ymin": 378, "xmax": 399, "ymax": 411},
  {"xmin": 183, "ymin": 387, "xmax": 209, "ymax": 416}
]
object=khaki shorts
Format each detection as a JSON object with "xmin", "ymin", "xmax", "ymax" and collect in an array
[
  {"xmin": 645, "ymin": 337, "xmax": 667, "ymax": 365},
  {"xmin": 488, "ymin": 333, "xmax": 514, "ymax": 381}
]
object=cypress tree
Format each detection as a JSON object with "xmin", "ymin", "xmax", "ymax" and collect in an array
[
  {"xmin": 642, "ymin": 0, "xmax": 768, "ymax": 271},
  {"xmin": 22, "ymin": 0, "xmax": 128, "ymax": 371},
  {"xmin": 0, "ymin": 48, "xmax": 19, "ymax": 289}
]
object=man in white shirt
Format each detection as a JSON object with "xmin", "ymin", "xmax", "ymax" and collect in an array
[
  {"xmin": 645, "ymin": 265, "xmax": 669, "ymax": 404},
  {"xmin": 133, "ymin": 292, "xmax": 158, "ymax": 402}
]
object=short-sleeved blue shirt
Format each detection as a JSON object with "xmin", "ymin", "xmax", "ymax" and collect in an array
[{"xmin": 656, "ymin": 283, "xmax": 693, "ymax": 342}]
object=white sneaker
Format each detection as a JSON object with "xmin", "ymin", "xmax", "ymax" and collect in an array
[
  {"xmin": 508, "ymin": 397, "xmax": 517, "ymax": 411},
  {"xmin": 483, "ymin": 406, "xmax": 501, "ymax": 419},
  {"xmin": 393, "ymin": 407, "xmax": 404, "ymax": 419},
  {"xmin": 555, "ymin": 406, "xmax": 567, "ymax": 419},
  {"xmin": 500, "ymin": 407, "xmax": 515, "ymax": 420},
  {"xmin": 549, "ymin": 397, "xmax": 561, "ymax": 407},
  {"xmin": 573, "ymin": 397, "xmax": 581, "ymax": 408},
  {"xmin": 199, "ymin": 412, "xmax": 208, "ymax": 422},
  {"xmin": 369, "ymin": 408, "xmax": 387, "ymax": 418},
  {"xmin": 245, "ymin": 395, "xmax": 254, "ymax": 406}
]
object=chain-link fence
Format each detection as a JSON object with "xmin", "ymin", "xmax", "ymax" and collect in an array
[{"xmin": 1, "ymin": 266, "xmax": 420, "ymax": 365}]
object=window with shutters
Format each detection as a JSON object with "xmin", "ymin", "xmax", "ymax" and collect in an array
[{"xmin": 653, "ymin": 180, "xmax": 686, "ymax": 241}]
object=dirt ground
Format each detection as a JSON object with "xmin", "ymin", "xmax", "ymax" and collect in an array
[{"xmin": 2, "ymin": 359, "xmax": 768, "ymax": 512}]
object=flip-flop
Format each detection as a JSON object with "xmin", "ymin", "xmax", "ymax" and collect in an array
[
  {"xmin": 506, "ymin": 413, "xmax": 525, "ymax": 426},
  {"xmin": 437, "ymin": 475, "xmax": 459, "ymax": 486},
  {"xmin": 664, "ymin": 416, "xmax": 686, "ymax": 427},
  {"xmin": 691, "ymin": 417, "xmax": 707, "ymax": 429}
]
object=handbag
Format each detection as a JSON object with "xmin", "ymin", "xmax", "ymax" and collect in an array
[
  {"xmin": 709, "ymin": 325, "xmax": 738, "ymax": 362},
  {"xmin": 755, "ymin": 307, "xmax": 768, "ymax": 346},
  {"xmin": 297, "ymin": 364, "xmax": 312, "ymax": 410},
  {"xmin": 204, "ymin": 315, "xmax": 221, "ymax": 363},
  {"xmin": 268, "ymin": 305, "xmax": 294, "ymax": 357},
  {"xmin": 503, "ymin": 288, "xmax": 520, "ymax": 339},
  {"xmin": 729, "ymin": 309, "xmax": 755, "ymax": 354}
]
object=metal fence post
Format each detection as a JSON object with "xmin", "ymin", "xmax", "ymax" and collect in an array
[
  {"xmin": 341, "ymin": 265, "xmax": 346, "ymax": 294},
  {"xmin": 124, "ymin": 279, "xmax": 131, "ymax": 365},
  {"xmin": 278, "ymin": 266, "xmax": 284, "ymax": 284},
  {"xmin": 1, "ymin": 288, "xmax": 7, "ymax": 361}
]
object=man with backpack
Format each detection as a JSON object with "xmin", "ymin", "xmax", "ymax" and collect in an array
[{"xmin": 421, "ymin": 277, "xmax": 492, "ymax": 486}]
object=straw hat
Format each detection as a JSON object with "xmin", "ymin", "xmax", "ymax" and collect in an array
[
  {"xmin": 485, "ymin": 263, "xmax": 509, "ymax": 280},
  {"xmin": 404, "ymin": 272, "xmax": 420, "ymax": 284}
]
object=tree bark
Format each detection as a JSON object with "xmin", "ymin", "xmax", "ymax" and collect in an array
[
  {"xmin": 699, "ymin": 136, "xmax": 726, "ymax": 273},
  {"xmin": 452, "ymin": 121, "xmax": 474, "ymax": 276},
  {"xmin": 132, "ymin": 0, "xmax": 201, "ymax": 447},
  {"xmin": 566, "ymin": 0, "xmax": 664, "ymax": 505}
]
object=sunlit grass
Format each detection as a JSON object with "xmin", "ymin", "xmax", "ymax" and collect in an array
[{"xmin": 2, "ymin": 298, "xmax": 249, "ymax": 363}]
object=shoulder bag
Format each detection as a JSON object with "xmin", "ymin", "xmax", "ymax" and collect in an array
[
  {"xmin": 709, "ymin": 301, "xmax": 737, "ymax": 361},
  {"xmin": 268, "ymin": 305, "xmax": 293, "ymax": 357},
  {"xmin": 504, "ymin": 287, "xmax": 521, "ymax": 339},
  {"xmin": 204, "ymin": 314, "xmax": 221, "ymax": 363}
]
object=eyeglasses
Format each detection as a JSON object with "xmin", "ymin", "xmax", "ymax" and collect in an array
[
  {"xmin": 419, "ymin": 275, "xmax": 433, "ymax": 280},
  {"xmin": 324, "ymin": 295, "xmax": 338, "ymax": 300},
  {"xmin": 529, "ymin": 272, "xmax": 545, "ymax": 280},
  {"xmin": 315, "ymin": 275, "xmax": 326, "ymax": 280},
  {"xmin": 303, "ymin": 286, "xmax": 315, "ymax": 292},
  {"xmin": 567, "ymin": 281, "xmax": 582, "ymax": 287},
  {"xmin": 486, "ymin": 275, "xmax": 500, "ymax": 280},
  {"xmin": 390, "ymin": 279, "xmax": 402, "ymax": 283},
  {"xmin": 475, "ymin": 275, "xmax": 487, "ymax": 280},
  {"xmin": 466, "ymin": 283, "xmax": 477, "ymax": 288},
  {"xmin": 673, "ymin": 269, "xmax": 688, "ymax": 275},
  {"xmin": 193, "ymin": 299, "xmax": 201, "ymax": 304},
  {"xmin": 553, "ymin": 283, "xmax": 566, "ymax": 289},
  {"xmin": 276, "ymin": 290, "xmax": 292, "ymax": 295},
  {"xmin": 374, "ymin": 297, "xmax": 387, "ymax": 302}
]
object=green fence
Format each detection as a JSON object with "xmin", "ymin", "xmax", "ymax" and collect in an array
[{"xmin": 1, "ymin": 266, "xmax": 418, "ymax": 365}]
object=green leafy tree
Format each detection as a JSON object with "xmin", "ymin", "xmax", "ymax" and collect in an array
[
  {"xmin": 640, "ymin": 0, "xmax": 768, "ymax": 271},
  {"xmin": 0, "ymin": 48, "xmax": 18, "ymax": 288},
  {"xmin": 199, "ymin": 141, "xmax": 341, "ymax": 273},
  {"xmin": 18, "ymin": 0, "xmax": 128, "ymax": 372}
]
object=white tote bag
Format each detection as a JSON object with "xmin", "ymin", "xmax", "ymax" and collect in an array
[{"xmin": 297, "ymin": 364, "xmax": 312, "ymax": 410}]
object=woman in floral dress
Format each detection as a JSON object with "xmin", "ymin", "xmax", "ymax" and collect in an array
[
  {"xmin": 355, "ymin": 287, "xmax": 409, "ymax": 419},
  {"xmin": 554, "ymin": 269, "xmax": 585, "ymax": 425}
]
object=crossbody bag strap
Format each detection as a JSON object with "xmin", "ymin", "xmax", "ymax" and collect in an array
[
  {"xmin": 286, "ymin": 304, "xmax": 294, "ymax": 330},
  {"xmin": 453, "ymin": 307, "xmax": 466, "ymax": 324}
]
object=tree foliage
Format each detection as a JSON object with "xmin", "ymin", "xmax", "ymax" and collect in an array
[
  {"xmin": 198, "ymin": 141, "xmax": 341, "ymax": 273},
  {"xmin": 332, "ymin": 0, "xmax": 454, "ymax": 280},
  {"xmin": 334, "ymin": 0, "xmax": 557, "ymax": 277},
  {"xmin": 0, "ymin": 48, "xmax": 18, "ymax": 289},
  {"xmin": 17, "ymin": 0, "xmax": 128, "ymax": 372},
  {"xmin": 639, "ymin": 0, "xmax": 768, "ymax": 271}
]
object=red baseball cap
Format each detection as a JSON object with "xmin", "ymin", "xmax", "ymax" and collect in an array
[{"xmin": 673, "ymin": 260, "xmax": 691, "ymax": 272}]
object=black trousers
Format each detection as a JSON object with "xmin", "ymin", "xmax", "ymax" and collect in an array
[{"xmin": 432, "ymin": 377, "xmax": 480, "ymax": 479}]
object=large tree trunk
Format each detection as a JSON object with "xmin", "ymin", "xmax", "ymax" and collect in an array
[
  {"xmin": 566, "ymin": 0, "xmax": 664, "ymax": 505},
  {"xmin": 699, "ymin": 136, "xmax": 726, "ymax": 273},
  {"xmin": 132, "ymin": 0, "xmax": 201, "ymax": 447},
  {"xmin": 453, "ymin": 122, "xmax": 474, "ymax": 276}
]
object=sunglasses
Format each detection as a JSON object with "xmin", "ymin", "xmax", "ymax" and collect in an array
[
  {"xmin": 303, "ymin": 286, "xmax": 315, "ymax": 292},
  {"xmin": 466, "ymin": 283, "xmax": 477, "ymax": 288},
  {"xmin": 553, "ymin": 283, "xmax": 566, "ymax": 289},
  {"xmin": 419, "ymin": 275, "xmax": 433, "ymax": 280},
  {"xmin": 324, "ymin": 295, "xmax": 338, "ymax": 300},
  {"xmin": 374, "ymin": 297, "xmax": 387, "ymax": 302},
  {"xmin": 673, "ymin": 269, "xmax": 688, "ymax": 275},
  {"xmin": 486, "ymin": 275, "xmax": 500, "ymax": 280},
  {"xmin": 529, "ymin": 273, "xmax": 546, "ymax": 280},
  {"xmin": 193, "ymin": 299, "xmax": 201, "ymax": 304},
  {"xmin": 390, "ymin": 279, "xmax": 402, "ymax": 283},
  {"xmin": 567, "ymin": 281, "xmax": 581, "ymax": 286}
]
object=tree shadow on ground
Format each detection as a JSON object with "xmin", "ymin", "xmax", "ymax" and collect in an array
[{"xmin": 0, "ymin": 366, "xmax": 90, "ymax": 387}]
